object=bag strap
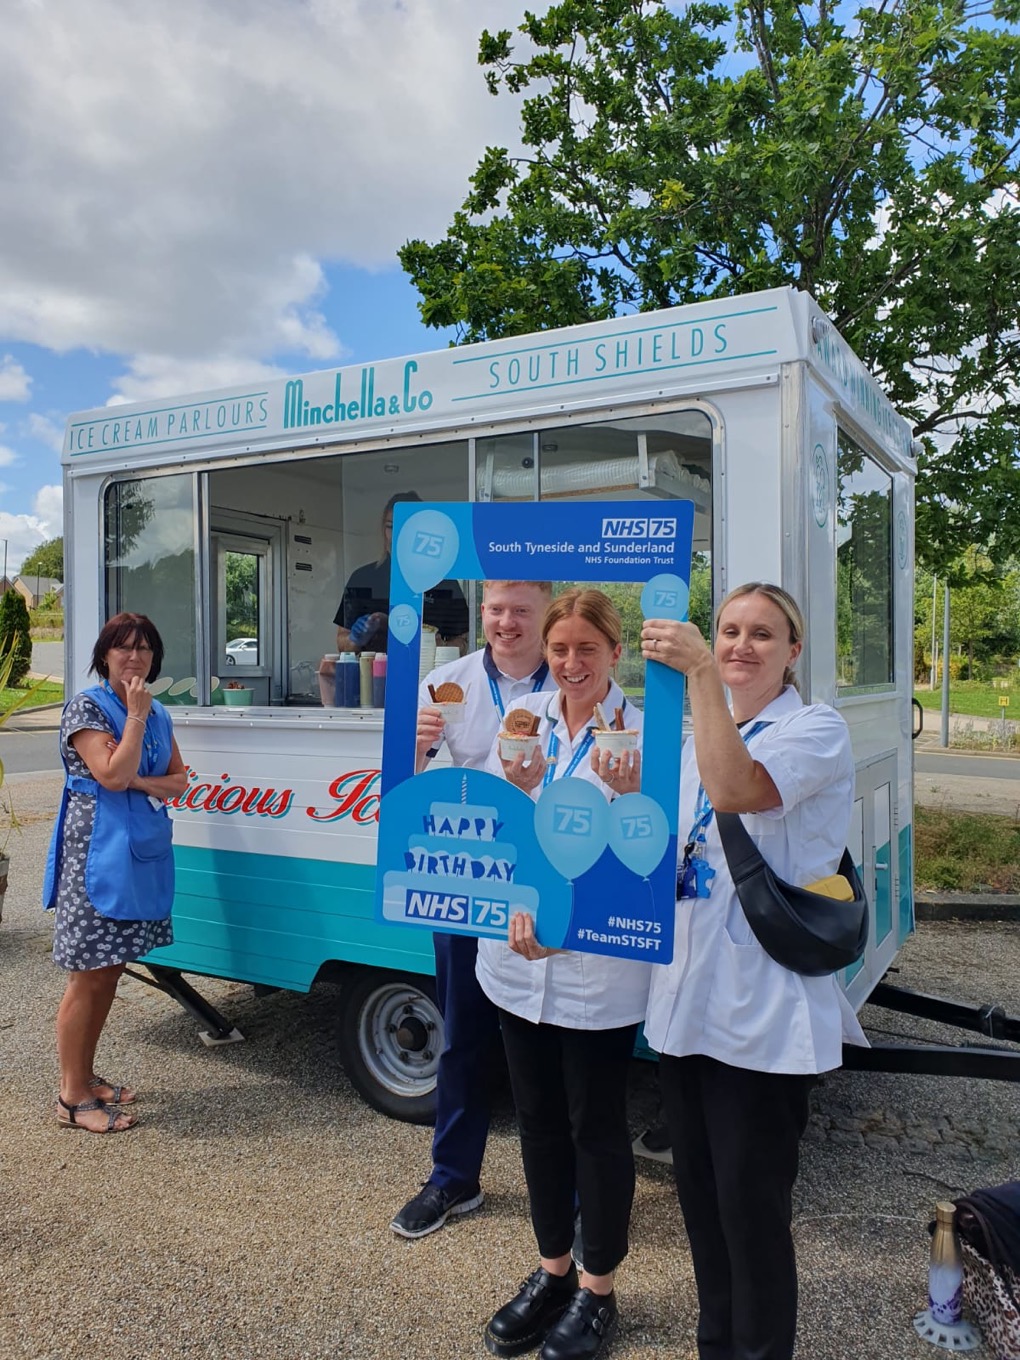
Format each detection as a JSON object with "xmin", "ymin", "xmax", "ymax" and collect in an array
[{"xmin": 715, "ymin": 810, "xmax": 764, "ymax": 884}]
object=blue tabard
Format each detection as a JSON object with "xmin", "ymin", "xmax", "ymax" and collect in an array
[{"xmin": 43, "ymin": 683, "xmax": 176, "ymax": 921}]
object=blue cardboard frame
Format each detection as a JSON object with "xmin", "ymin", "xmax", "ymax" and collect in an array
[{"xmin": 376, "ymin": 501, "xmax": 693, "ymax": 964}]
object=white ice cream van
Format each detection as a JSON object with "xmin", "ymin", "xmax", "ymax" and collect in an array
[{"xmin": 66, "ymin": 285, "xmax": 988, "ymax": 1123}]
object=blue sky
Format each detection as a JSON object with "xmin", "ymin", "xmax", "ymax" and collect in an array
[{"xmin": 0, "ymin": 0, "xmax": 531, "ymax": 572}]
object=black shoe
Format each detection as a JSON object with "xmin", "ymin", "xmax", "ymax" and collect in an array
[
  {"xmin": 540, "ymin": 1288, "xmax": 618, "ymax": 1360},
  {"xmin": 389, "ymin": 1182, "xmax": 484, "ymax": 1239},
  {"xmin": 484, "ymin": 1264, "xmax": 579, "ymax": 1357}
]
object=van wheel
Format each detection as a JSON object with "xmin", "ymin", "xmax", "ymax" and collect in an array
[{"xmin": 337, "ymin": 970, "xmax": 443, "ymax": 1125}]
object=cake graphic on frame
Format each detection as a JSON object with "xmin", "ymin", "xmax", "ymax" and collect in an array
[{"xmin": 380, "ymin": 777, "xmax": 539, "ymax": 937}]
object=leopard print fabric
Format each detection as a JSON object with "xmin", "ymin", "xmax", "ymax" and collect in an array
[{"xmin": 962, "ymin": 1240, "xmax": 1020, "ymax": 1360}]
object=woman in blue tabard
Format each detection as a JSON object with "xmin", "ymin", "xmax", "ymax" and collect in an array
[
  {"xmin": 477, "ymin": 590, "xmax": 646, "ymax": 1360},
  {"xmin": 44, "ymin": 613, "xmax": 187, "ymax": 1133}
]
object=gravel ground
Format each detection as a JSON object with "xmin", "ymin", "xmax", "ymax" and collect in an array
[{"xmin": 2, "ymin": 773, "xmax": 1018, "ymax": 1360}]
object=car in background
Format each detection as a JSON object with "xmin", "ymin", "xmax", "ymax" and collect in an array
[{"xmin": 224, "ymin": 637, "xmax": 258, "ymax": 665}]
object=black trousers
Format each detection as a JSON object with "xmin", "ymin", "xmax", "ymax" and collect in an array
[
  {"xmin": 658, "ymin": 1053, "xmax": 814, "ymax": 1360},
  {"xmin": 498, "ymin": 1009, "xmax": 638, "ymax": 1277}
]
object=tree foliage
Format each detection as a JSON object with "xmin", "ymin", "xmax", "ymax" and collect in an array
[
  {"xmin": 20, "ymin": 537, "xmax": 64, "ymax": 582},
  {"xmin": 915, "ymin": 551, "xmax": 1020, "ymax": 677},
  {"xmin": 0, "ymin": 591, "xmax": 33, "ymax": 687},
  {"xmin": 400, "ymin": 0, "xmax": 1020, "ymax": 573}
]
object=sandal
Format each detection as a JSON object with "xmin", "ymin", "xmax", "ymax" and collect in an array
[
  {"xmin": 57, "ymin": 1096, "xmax": 138, "ymax": 1134},
  {"xmin": 89, "ymin": 1075, "xmax": 137, "ymax": 1105}
]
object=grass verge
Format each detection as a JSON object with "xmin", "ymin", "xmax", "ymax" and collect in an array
[
  {"xmin": 914, "ymin": 804, "xmax": 1020, "ymax": 892},
  {"xmin": 0, "ymin": 680, "xmax": 63, "ymax": 715},
  {"xmin": 914, "ymin": 680, "xmax": 1017, "ymax": 720}
]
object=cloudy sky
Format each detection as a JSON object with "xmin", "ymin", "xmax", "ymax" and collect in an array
[{"xmin": 0, "ymin": 0, "xmax": 530, "ymax": 570}]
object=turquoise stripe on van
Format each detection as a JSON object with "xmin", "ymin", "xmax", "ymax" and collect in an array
[{"xmin": 141, "ymin": 845, "xmax": 436, "ymax": 992}]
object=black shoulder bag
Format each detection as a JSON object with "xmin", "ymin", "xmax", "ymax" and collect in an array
[{"xmin": 715, "ymin": 811, "xmax": 869, "ymax": 977}]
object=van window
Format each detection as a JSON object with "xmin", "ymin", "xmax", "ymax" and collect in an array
[
  {"xmin": 476, "ymin": 407, "xmax": 714, "ymax": 699},
  {"xmin": 104, "ymin": 474, "xmax": 198, "ymax": 697},
  {"xmin": 836, "ymin": 433, "xmax": 894, "ymax": 691},
  {"xmin": 206, "ymin": 439, "xmax": 470, "ymax": 703}
]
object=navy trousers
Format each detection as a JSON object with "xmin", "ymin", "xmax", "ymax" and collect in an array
[{"xmin": 430, "ymin": 933, "xmax": 501, "ymax": 1194}]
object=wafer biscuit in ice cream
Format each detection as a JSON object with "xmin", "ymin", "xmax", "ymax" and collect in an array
[
  {"xmin": 503, "ymin": 708, "xmax": 540, "ymax": 736},
  {"xmin": 430, "ymin": 680, "xmax": 468, "ymax": 722},
  {"xmin": 433, "ymin": 682, "xmax": 464, "ymax": 703}
]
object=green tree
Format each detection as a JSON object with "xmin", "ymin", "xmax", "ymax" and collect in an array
[
  {"xmin": 400, "ymin": 0, "xmax": 1020, "ymax": 573},
  {"xmin": 915, "ymin": 553, "xmax": 1020, "ymax": 679},
  {"xmin": 225, "ymin": 552, "xmax": 258, "ymax": 638},
  {"xmin": 20, "ymin": 537, "xmax": 63, "ymax": 582},
  {"xmin": 0, "ymin": 591, "xmax": 33, "ymax": 687}
]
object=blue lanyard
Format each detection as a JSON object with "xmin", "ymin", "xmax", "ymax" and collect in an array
[
  {"xmin": 687, "ymin": 720, "xmax": 771, "ymax": 844},
  {"xmin": 487, "ymin": 670, "xmax": 547, "ymax": 718},
  {"xmin": 543, "ymin": 727, "xmax": 596, "ymax": 788}
]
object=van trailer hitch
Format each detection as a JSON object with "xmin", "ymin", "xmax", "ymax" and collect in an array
[{"xmin": 841, "ymin": 981, "xmax": 1020, "ymax": 1081}]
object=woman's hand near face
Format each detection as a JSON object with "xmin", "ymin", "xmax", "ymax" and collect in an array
[
  {"xmin": 590, "ymin": 746, "xmax": 641, "ymax": 796},
  {"xmin": 641, "ymin": 619, "xmax": 715, "ymax": 677},
  {"xmin": 124, "ymin": 675, "xmax": 152, "ymax": 720},
  {"xmin": 508, "ymin": 911, "xmax": 562, "ymax": 961},
  {"xmin": 500, "ymin": 748, "xmax": 549, "ymax": 793}
]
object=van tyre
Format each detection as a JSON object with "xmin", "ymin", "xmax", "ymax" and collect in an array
[{"xmin": 337, "ymin": 969, "xmax": 443, "ymax": 1125}]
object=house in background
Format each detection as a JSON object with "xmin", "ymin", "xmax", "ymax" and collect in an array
[
  {"xmin": 0, "ymin": 576, "xmax": 16, "ymax": 595},
  {"xmin": 13, "ymin": 576, "xmax": 62, "ymax": 608}
]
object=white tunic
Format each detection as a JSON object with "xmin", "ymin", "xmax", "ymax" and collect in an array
[
  {"xmin": 419, "ymin": 645, "xmax": 555, "ymax": 772},
  {"xmin": 643, "ymin": 686, "xmax": 868, "ymax": 1074},
  {"xmin": 476, "ymin": 682, "xmax": 653, "ymax": 1030}
]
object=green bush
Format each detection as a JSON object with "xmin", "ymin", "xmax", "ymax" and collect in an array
[{"xmin": 0, "ymin": 592, "xmax": 33, "ymax": 686}]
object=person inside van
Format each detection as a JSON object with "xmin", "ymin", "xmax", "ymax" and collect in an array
[{"xmin": 333, "ymin": 491, "xmax": 468, "ymax": 653}]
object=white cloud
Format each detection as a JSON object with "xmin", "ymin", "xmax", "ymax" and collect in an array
[
  {"xmin": 33, "ymin": 484, "xmax": 64, "ymax": 537},
  {"xmin": 0, "ymin": 445, "xmax": 20, "ymax": 469},
  {"xmin": 26, "ymin": 413, "xmax": 65, "ymax": 452},
  {"xmin": 0, "ymin": 356, "xmax": 31, "ymax": 402},
  {"xmin": 0, "ymin": 0, "xmax": 527, "ymax": 365},
  {"xmin": 108, "ymin": 354, "xmax": 289, "ymax": 404}
]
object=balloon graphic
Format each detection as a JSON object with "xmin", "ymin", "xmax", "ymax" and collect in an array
[
  {"xmin": 641, "ymin": 573, "xmax": 689, "ymax": 622},
  {"xmin": 608, "ymin": 795, "xmax": 670, "ymax": 879},
  {"xmin": 534, "ymin": 780, "xmax": 610, "ymax": 882},
  {"xmin": 396, "ymin": 510, "xmax": 460, "ymax": 595},
  {"xmin": 388, "ymin": 604, "xmax": 420, "ymax": 647}
]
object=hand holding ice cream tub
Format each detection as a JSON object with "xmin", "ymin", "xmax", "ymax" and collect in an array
[
  {"xmin": 589, "ymin": 701, "xmax": 641, "ymax": 791},
  {"xmin": 498, "ymin": 708, "xmax": 550, "ymax": 792}
]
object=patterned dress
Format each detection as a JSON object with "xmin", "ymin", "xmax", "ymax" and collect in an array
[{"xmin": 50, "ymin": 692, "xmax": 173, "ymax": 971}]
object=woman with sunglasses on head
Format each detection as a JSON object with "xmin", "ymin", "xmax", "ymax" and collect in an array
[
  {"xmin": 641, "ymin": 582, "xmax": 865, "ymax": 1360},
  {"xmin": 44, "ymin": 613, "xmax": 187, "ymax": 1133},
  {"xmin": 476, "ymin": 589, "xmax": 646, "ymax": 1360}
]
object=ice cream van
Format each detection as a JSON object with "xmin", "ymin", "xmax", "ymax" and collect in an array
[{"xmin": 62, "ymin": 286, "xmax": 926, "ymax": 1122}]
